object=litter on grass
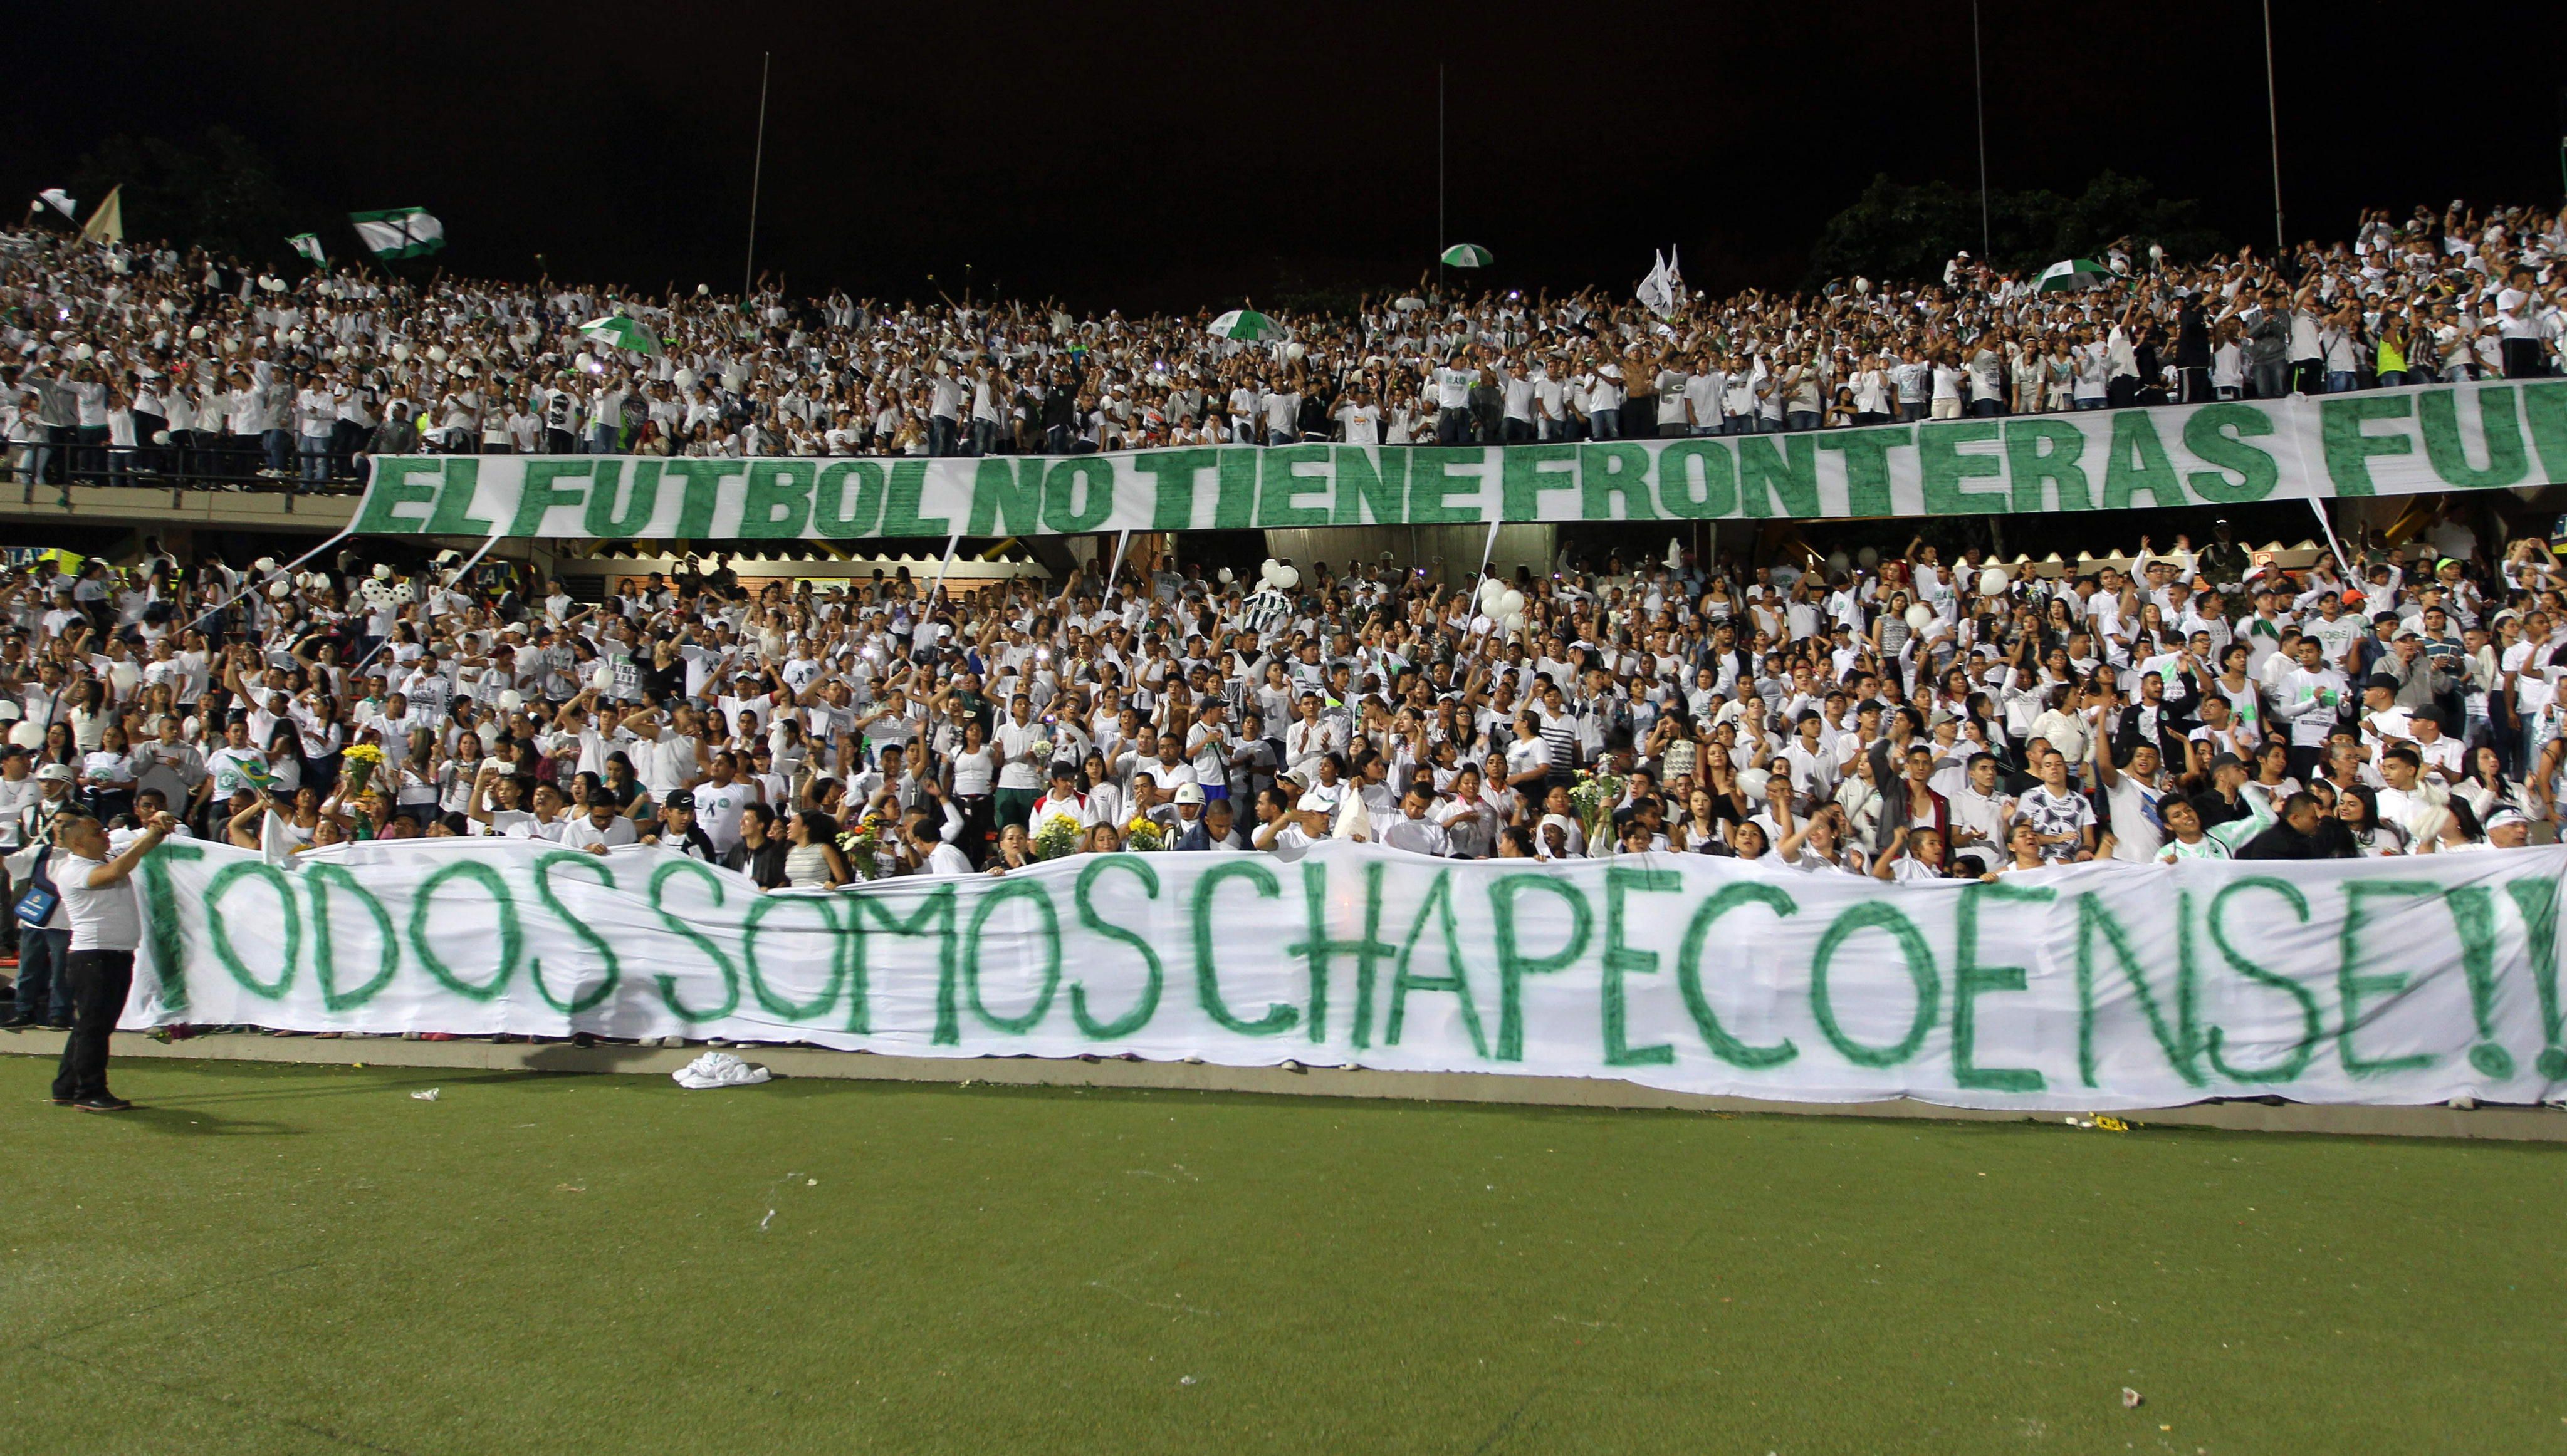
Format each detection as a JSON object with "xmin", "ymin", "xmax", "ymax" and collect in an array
[
  {"xmin": 410, "ymin": 1089, "xmax": 439, "ymax": 1101},
  {"xmin": 2122, "ymin": 1387, "xmax": 2144, "ymax": 1408},
  {"xmin": 674, "ymin": 1052, "xmax": 770, "ymax": 1089}
]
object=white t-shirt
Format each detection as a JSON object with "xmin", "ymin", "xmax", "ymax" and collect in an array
[
  {"xmin": 59, "ymin": 851, "xmax": 142, "ymax": 952},
  {"xmin": 995, "ymin": 720, "xmax": 1047, "ymax": 791},
  {"xmin": 693, "ymin": 780, "xmax": 755, "ymax": 854},
  {"xmin": 2099, "ymin": 774, "xmax": 2164, "ymax": 863},
  {"xmin": 557, "ymin": 814, "xmax": 638, "ymax": 852}
]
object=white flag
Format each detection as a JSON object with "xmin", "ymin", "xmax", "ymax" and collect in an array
[
  {"xmin": 36, "ymin": 188, "xmax": 75, "ymax": 220},
  {"xmin": 79, "ymin": 186, "xmax": 122, "ymax": 245},
  {"xmin": 1636, "ymin": 249, "xmax": 1675, "ymax": 317}
]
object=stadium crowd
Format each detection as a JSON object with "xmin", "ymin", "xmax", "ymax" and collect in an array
[
  {"xmin": 1, "ymin": 481, "xmax": 2563, "ymax": 1022},
  {"xmin": 2, "ymin": 200, "xmax": 2565, "ymax": 1034},
  {"xmin": 1, "ymin": 200, "xmax": 2562, "ymax": 493}
]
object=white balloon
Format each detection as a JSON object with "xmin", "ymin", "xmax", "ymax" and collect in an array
[
  {"xmin": 1216, "ymin": 568, "xmax": 1234, "ymax": 585},
  {"xmin": 9, "ymin": 721, "xmax": 43, "ymax": 749},
  {"xmin": 498, "ymin": 689, "xmax": 525, "ymax": 712},
  {"xmin": 1477, "ymin": 578, "xmax": 1506, "ymax": 608},
  {"xmin": 1497, "ymin": 589, "xmax": 1526, "ymax": 617},
  {"xmin": 269, "ymin": 580, "xmax": 292, "ymax": 599},
  {"xmin": 373, "ymin": 563, "xmax": 393, "ymax": 579},
  {"xmin": 426, "ymin": 344, "xmax": 449, "ymax": 364},
  {"xmin": 73, "ymin": 343, "xmax": 93, "ymax": 361},
  {"xmin": 1502, "ymin": 611, "xmax": 1527, "ymax": 635},
  {"xmin": 591, "ymin": 663, "xmax": 617, "ymax": 690},
  {"xmin": 1904, "ymin": 603, "xmax": 1934, "ymax": 633},
  {"xmin": 390, "ymin": 342, "xmax": 411, "ymax": 361},
  {"xmin": 1273, "ymin": 566, "xmax": 1299, "ymax": 590},
  {"xmin": 1978, "ymin": 566, "xmax": 2008, "ymax": 598},
  {"xmin": 255, "ymin": 557, "xmax": 278, "ymax": 573},
  {"xmin": 1856, "ymin": 546, "xmax": 1880, "ymax": 569},
  {"xmin": 187, "ymin": 325, "xmax": 206, "ymax": 341}
]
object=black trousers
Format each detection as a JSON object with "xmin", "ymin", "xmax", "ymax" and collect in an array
[{"xmin": 53, "ymin": 949, "xmax": 134, "ymax": 1103}]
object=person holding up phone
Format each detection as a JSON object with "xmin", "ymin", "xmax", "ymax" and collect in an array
[{"xmin": 45, "ymin": 808, "xmax": 178, "ymax": 1112}]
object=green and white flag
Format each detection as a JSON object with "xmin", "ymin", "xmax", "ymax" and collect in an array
[
  {"xmin": 349, "ymin": 207, "xmax": 446, "ymax": 259},
  {"xmin": 2035, "ymin": 257, "xmax": 2112, "ymax": 293},
  {"xmin": 579, "ymin": 315, "xmax": 661, "ymax": 356},
  {"xmin": 1440, "ymin": 242, "xmax": 1493, "ymax": 268},
  {"xmin": 1207, "ymin": 308, "xmax": 1282, "ymax": 341},
  {"xmin": 288, "ymin": 233, "xmax": 328, "ymax": 266}
]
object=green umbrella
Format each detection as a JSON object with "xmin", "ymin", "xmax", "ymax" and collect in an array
[
  {"xmin": 1207, "ymin": 308, "xmax": 1282, "ymax": 340},
  {"xmin": 2034, "ymin": 257, "xmax": 2113, "ymax": 293},
  {"xmin": 580, "ymin": 315, "xmax": 662, "ymax": 355},
  {"xmin": 1440, "ymin": 242, "xmax": 1493, "ymax": 268}
]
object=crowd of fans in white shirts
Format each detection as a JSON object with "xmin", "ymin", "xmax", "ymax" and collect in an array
[
  {"xmin": 1, "ymin": 200, "xmax": 2564, "ymax": 1034},
  {"xmin": 1, "ymin": 200, "xmax": 2561, "ymax": 495}
]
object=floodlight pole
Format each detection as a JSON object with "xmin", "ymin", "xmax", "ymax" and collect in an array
[
  {"xmin": 745, "ymin": 51, "xmax": 771, "ymax": 303},
  {"xmin": 1971, "ymin": 0, "xmax": 1990, "ymax": 259},
  {"xmin": 2262, "ymin": 0, "xmax": 2284, "ymax": 253}
]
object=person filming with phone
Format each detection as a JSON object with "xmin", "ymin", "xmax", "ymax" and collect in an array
[{"xmin": 43, "ymin": 808, "xmax": 178, "ymax": 1113}]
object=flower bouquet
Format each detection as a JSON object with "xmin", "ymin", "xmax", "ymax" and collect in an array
[
  {"xmin": 338, "ymin": 742, "xmax": 388, "ymax": 797},
  {"xmin": 337, "ymin": 743, "xmax": 390, "ymax": 841},
  {"xmin": 834, "ymin": 814, "xmax": 891, "ymax": 881},
  {"xmin": 1568, "ymin": 767, "xmax": 1626, "ymax": 853},
  {"xmin": 1032, "ymin": 813, "xmax": 1084, "ymax": 861},
  {"xmin": 1124, "ymin": 816, "xmax": 1166, "ymax": 853}
]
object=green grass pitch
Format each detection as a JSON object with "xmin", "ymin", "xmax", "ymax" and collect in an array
[{"xmin": 3, "ymin": 1056, "xmax": 2561, "ymax": 1453}]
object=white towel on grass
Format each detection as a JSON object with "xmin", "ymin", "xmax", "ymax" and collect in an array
[{"xmin": 673, "ymin": 1051, "xmax": 771, "ymax": 1089}]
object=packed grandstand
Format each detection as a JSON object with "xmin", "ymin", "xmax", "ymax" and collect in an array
[
  {"xmin": 4, "ymin": 197, "xmax": 2567, "ymax": 1031},
  {"xmin": 2, "ymin": 200, "xmax": 2559, "ymax": 489}
]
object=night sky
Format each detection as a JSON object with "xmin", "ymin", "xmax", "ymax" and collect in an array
[{"xmin": 9, "ymin": 0, "xmax": 2559, "ymax": 313}]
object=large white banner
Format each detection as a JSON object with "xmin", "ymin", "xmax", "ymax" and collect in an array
[
  {"xmin": 125, "ymin": 838, "xmax": 2567, "ymax": 1111},
  {"xmin": 349, "ymin": 380, "xmax": 2567, "ymax": 541}
]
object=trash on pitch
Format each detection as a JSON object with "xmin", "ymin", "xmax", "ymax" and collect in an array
[
  {"xmin": 674, "ymin": 1051, "xmax": 771, "ymax": 1089},
  {"xmin": 410, "ymin": 1088, "xmax": 440, "ymax": 1101},
  {"xmin": 2121, "ymin": 1387, "xmax": 2144, "ymax": 1408}
]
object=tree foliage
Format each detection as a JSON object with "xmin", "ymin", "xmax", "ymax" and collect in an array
[
  {"xmin": 67, "ymin": 128, "xmax": 311, "ymax": 263},
  {"xmin": 1804, "ymin": 170, "xmax": 2226, "ymax": 289}
]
